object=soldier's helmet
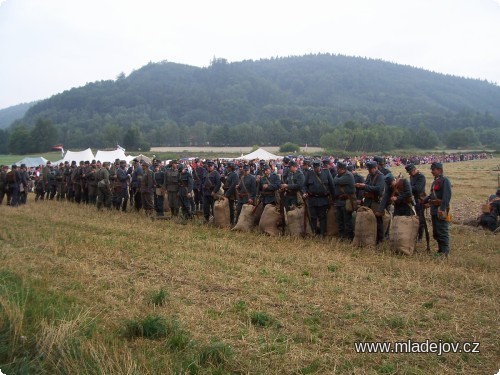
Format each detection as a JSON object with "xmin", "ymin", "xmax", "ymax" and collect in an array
[
  {"xmin": 384, "ymin": 173, "xmax": 395, "ymax": 185},
  {"xmin": 405, "ymin": 164, "xmax": 415, "ymax": 173},
  {"xmin": 366, "ymin": 161, "xmax": 377, "ymax": 170}
]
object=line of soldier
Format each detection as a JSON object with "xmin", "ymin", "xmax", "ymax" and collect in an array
[{"xmin": 1, "ymin": 155, "xmax": 452, "ymax": 256}]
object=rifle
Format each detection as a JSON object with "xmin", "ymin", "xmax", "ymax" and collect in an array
[
  {"xmin": 418, "ymin": 198, "xmax": 431, "ymax": 252},
  {"xmin": 302, "ymin": 196, "xmax": 309, "ymax": 236},
  {"xmin": 277, "ymin": 189, "xmax": 286, "ymax": 235}
]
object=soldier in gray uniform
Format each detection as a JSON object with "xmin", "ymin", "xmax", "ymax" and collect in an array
[
  {"xmin": 333, "ymin": 161, "xmax": 355, "ymax": 240},
  {"xmin": 348, "ymin": 165, "xmax": 365, "ymax": 206},
  {"xmin": 96, "ymin": 162, "xmax": 111, "ymax": 210},
  {"xmin": 303, "ymin": 160, "xmax": 335, "ymax": 236},
  {"xmin": 164, "ymin": 160, "xmax": 180, "ymax": 217},
  {"xmin": 423, "ymin": 162, "xmax": 452, "ymax": 257},
  {"xmin": 355, "ymin": 161, "xmax": 386, "ymax": 243},
  {"xmin": 87, "ymin": 160, "xmax": 98, "ymax": 205},
  {"xmin": 55, "ymin": 162, "xmax": 66, "ymax": 201},
  {"xmin": 201, "ymin": 160, "xmax": 222, "ymax": 222},
  {"xmin": 130, "ymin": 159, "xmax": 143, "ymax": 211},
  {"xmin": 115, "ymin": 160, "xmax": 129, "ymax": 211},
  {"xmin": 406, "ymin": 163, "xmax": 427, "ymax": 241},
  {"xmin": 280, "ymin": 160, "xmax": 305, "ymax": 210},
  {"xmin": 65, "ymin": 161, "xmax": 75, "ymax": 202},
  {"xmin": 374, "ymin": 156, "xmax": 391, "ymax": 176},
  {"xmin": 153, "ymin": 160, "xmax": 165, "ymax": 217},
  {"xmin": 235, "ymin": 165, "xmax": 256, "ymax": 223},
  {"xmin": 223, "ymin": 162, "xmax": 239, "ymax": 225},
  {"xmin": 72, "ymin": 161, "xmax": 84, "ymax": 203},
  {"xmin": 256, "ymin": 164, "xmax": 281, "ymax": 206},
  {"xmin": 19, "ymin": 163, "xmax": 29, "ymax": 205},
  {"xmin": 178, "ymin": 163, "xmax": 194, "ymax": 219},
  {"xmin": 378, "ymin": 174, "xmax": 414, "ymax": 216}
]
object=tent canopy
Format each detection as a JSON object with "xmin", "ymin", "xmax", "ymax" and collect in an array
[
  {"xmin": 239, "ymin": 148, "xmax": 282, "ymax": 161},
  {"xmin": 94, "ymin": 148, "xmax": 127, "ymax": 163},
  {"xmin": 62, "ymin": 148, "xmax": 95, "ymax": 164},
  {"xmin": 15, "ymin": 156, "xmax": 48, "ymax": 167}
]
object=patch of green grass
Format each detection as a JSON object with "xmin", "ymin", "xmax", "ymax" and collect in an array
[
  {"xmin": 148, "ymin": 287, "xmax": 168, "ymax": 306},
  {"xmin": 295, "ymin": 358, "xmax": 322, "ymax": 374},
  {"xmin": 122, "ymin": 314, "xmax": 167, "ymax": 339},
  {"xmin": 232, "ymin": 300, "xmax": 246, "ymax": 313},
  {"xmin": 183, "ymin": 340, "xmax": 233, "ymax": 373}
]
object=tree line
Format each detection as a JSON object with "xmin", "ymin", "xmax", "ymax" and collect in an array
[{"xmin": 2, "ymin": 54, "xmax": 499, "ymax": 154}]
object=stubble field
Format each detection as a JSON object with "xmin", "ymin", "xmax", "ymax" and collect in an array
[{"xmin": 0, "ymin": 158, "xmax": 499, "ymax": 374}]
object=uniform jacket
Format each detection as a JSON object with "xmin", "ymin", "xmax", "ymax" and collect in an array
[
  {"xmin": 363, "ymin": 170, "xmax": 385, "ymax": 207},
  {"xmin": 201, "ymin": 169, "xmax": 222, "ymax": 196},
  {"xmin": 257, "ymin": 172, "xmax": 281, "ymax": 205},
  {"xmin": 303, "ymin": 169, "xmax": 335, "ymax": 207},
  {"xmin": 426, "ymin": 174, "xmax": 452, "ymax": 215},
  {"xmin": 223, "ymin": 170, "xmax": 238, "ymax": 199},
  {"xmin": 333, "ymin": 171, "xmax": 355, "ymax": 207}
]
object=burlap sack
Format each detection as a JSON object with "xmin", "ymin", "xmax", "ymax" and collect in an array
[
  {"xmin": 326, "ymin": 204, "xmax": 339, "ymax": 237},
  {"xmin": 232, "ymin": 204, "xmax": 255, "ymax": 232},
  {"xmin": 390, "ymin": 215, "xmax": 419, "ymax": 255},
  {"xmin": 353, "ymin": 206, "xmax": 377, "ymax": 247},
  {"xmin": 213, "ymin": 197, "xmax": 230, "ymax": 228},
  {"xmin": 285, "ymin": 205, "xmax": 312, "ymax": 236},
  {"xmin": 259, "ymin": 204, "xmax": 281, "ymax": 236},
  {"xmin": 162, "ymin": 192, "xmax": 169, "ymax": 212}
]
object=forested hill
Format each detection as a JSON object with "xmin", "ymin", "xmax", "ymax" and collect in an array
[{"xmin": 7, "ymin": 54, "xmax": 500, "ymax": 151}]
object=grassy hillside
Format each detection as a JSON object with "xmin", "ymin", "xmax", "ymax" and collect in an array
[{"xmin": 0, "ymin": 159, "xmax": 498, "ymax": 374}]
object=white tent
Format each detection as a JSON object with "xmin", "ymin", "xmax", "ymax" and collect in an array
[
  {"xmin": 239, "ymin": 148, "xmax": 282, "ymax": 161},
  {"xmin": 95, "ymin": 148, "xmax": 127, "ymax": 163},
  {"xmin": 61, "ymin": 148, "xmax": 95, "ymax": 164},
  {"xmin": 15, "ymin": 156, "xmax": 48, "ymax": 167}
]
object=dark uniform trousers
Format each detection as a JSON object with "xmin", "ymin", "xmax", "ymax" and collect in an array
[{"xmin": 431, "ymin": 215, "xmax": 449, "ymax": 254}]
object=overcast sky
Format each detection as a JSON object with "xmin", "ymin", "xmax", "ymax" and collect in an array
[{"xmin": 1, "ymin": 0, "xmax": 499, "ymax": 110}]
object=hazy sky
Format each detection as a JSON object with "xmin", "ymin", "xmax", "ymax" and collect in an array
[{"xmin": 1, "ymin": 0, "xmax": 499, "ymax": 110}]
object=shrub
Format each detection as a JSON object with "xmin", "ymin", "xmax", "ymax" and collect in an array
[{"xmin": 279, "ymin": 142, "xmax": 300, "ymax": 153}]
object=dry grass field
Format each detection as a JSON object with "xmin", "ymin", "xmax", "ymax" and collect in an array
[{"xmin": 0, "ymin": 158, "xmax": 499, "ymax": 374}]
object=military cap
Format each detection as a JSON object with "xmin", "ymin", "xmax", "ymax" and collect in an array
[
  {"xmin": 259, "ymin": 159, "xmax": 266, "ymax": 165},
  {"xmin": 206, "ymin": 159, "xmax": 215, "ymax": 166},
  {"xmin": 288, "ymin": 160, "xmax": 297, "ymax": 167},
  {"xmin": 303, "ymin": 158, "xmax": 311, "ymax": 165},
  {"xmin": 262, "ymin": 164, "xmax": 270, "ymax": 170},
  {"xmin": 226, "ymin": 161, "xmax": 235, "ymax": 169},
  {"xmin": 85, "ymin": 160, "xmax": 90, "ymax": 164},
  {"xmin": 366, "ymin": 161, "xmax": 377, "ymax": 169},
  {"xmin": 64, "ymin": 161, "xmax": 69, "ymax": 164},
  {"xmin": 347, "ymin": 165, "xmax": 356, "ymax": 172},
  {"xmin": 71, "ymin": 161, "xmax": 77, "ymax": 166},
  {"xmin": 103, "ymin": 161, "xmax": 110, "ymax": 167},
  {"xmin": 405, "ymin": 164, "xmax": 415, "ymax": 173},
  {"xmin": 373, "ymin": 156, "xmax": 384, "ymax": 165},
  {"xmin": 337, "ymin": 161, "xmax": 347, "ymax": 169},
  {"xmin": 283, "ymin": 156, "xmax": 290, "ymax": 164},
  {"xmin": 171, "ymin": 159, "xmax": 178, "ymax": 164},
  {"xmin": 115, "ymin": 158, "xmax": 120, "ymax": 163},
  {"xmin": 11, "ymin": 164, "xmax": 17, "ymax": 169},
  {"xmin": 91, "ymin": 159, "xmax": 96, "ymax": 164},
  {"xmin": 430, "ymin": 162, "xmax": 443, "ymax": 170},
  {"xmin": 384, "ymin": 173, "xmax": 395, "ymax": 184},
  {"xmin": 79, "ymin": 161, "xmax": 84, "ymax": 165},
  {"xmin": 322, "ymin": 158, "xmax": 331, "ymax": 165},
  {"xmin": 132, "ymin": 158, "xmax": 139, "ymax": 162},
  {"xmin": 20, "ymin": 163, "xmax": 26, "ymax": 168},
  {"xmin": 312, "ymin": 160, "xmax": 321, "ymax": 168},
  {"xmin": 243, "ymin": 164, "xmax": 250, "ymax": 171},
  {"xmin": 119, "ymin": 160, "xmax": 127, "ymax": 165},
  {"xmin": 59, "ymin": 162, "xmax": 64, "ymax": 166}
]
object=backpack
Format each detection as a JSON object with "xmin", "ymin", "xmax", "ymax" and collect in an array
[{"xmin": 6, "ymin": 171, "xmax": 15, "ymax": 183}]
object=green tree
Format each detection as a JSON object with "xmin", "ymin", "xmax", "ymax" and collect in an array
[
  {"xmin": 9, "ymin": 125, "xmax": 33, "ymax": 154},
  {"xmin": 30, "ymin": 118, "xmax": 58, "ymax": 152}
]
